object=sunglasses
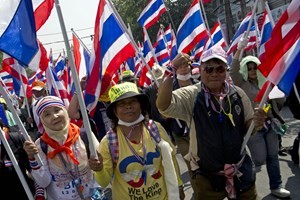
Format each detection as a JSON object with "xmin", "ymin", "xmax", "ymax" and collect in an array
[
  {"xmin": 248, "ymin": 66, "xmax": 257, "ymax": 71},
  {"xmin": 203, "ymin": 65, "xmax": 226, "ymax": 74}
]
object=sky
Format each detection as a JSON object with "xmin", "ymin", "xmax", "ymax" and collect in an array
[{"xmin": 35, "ymin": 0, "xmax": 100, "ymax": 58}]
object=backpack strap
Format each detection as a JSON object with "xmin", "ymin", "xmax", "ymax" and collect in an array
[
  {"xmin": 107, "ymin": 128, "xmax": 119, "ymax": 168},
  {"xmin": 107, "ymin": 120, "xmax": 161, "ymax": 168},
  {"xmin": 145, "ymin": 119, "xmax": 161, "ymax": 143}
]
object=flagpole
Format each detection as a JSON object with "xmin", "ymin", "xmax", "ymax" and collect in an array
[
  {"xmin": 0, "ymin": 129, "xmax": 34, "ymax": 200},
  {"xmin": 143, "ymin": 27, "xmax": 160, "ymax": 65},
  {"xmin": 239, "ymin": 0, "xmax": 259, "ymax": 61},
  {"xmin": 54, "ymin": 0, "xmax": 97, "ymax": 157},
  {"xmin": 240, "ymin": 81, "xmax": 273, "ymax": 154},
  {"xmin": 163, "ymin": 1, "xmax": 177, "ymax": 33},
  {"xmin": 199, "ymin": 0, "xmax": 213, "ymax": 44},
  {"xmin": 71, "ymin": 28, "xmax": 91, "ymax": 55},
  {"xmin": 106, "ymin": 0, "xmax": 160, "ymax": 87},
  {"xmin": 18, "ymin": 71, "xmax": 33, "ymax": 128},
  {"xmin": 0, "ymin": 84, "xmax": 43, "ymax": 165},
  {"xmin": 265, "ymin": 1, "xmax": 275, "ymax": 27},
  {"xmin": 293, "ymin": 83, "xmax": 300, "ymax": 104}
]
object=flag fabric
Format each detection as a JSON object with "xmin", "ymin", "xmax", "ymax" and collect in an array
[
  {"xmin": 176, "ymin": 0, "xmax": 208, "ymax": 53},
  {"xmin": 137, "ymin": 0, "xmax": 166, "ymax": 29},
  {"xmin": 33, "ymin": 0, "xmax": 54, "ymax": 31},
  {"xmin": 204, "ymin": 20, "xmax": 227, "ymax": 50},
  {"xmin": 258, "ymin": 10, "xmax": 273, "ymax": 59},
  {"xmin": 191, "ymin": 35, "xmax": 208, "ymax": 62},
  {"xmin": 256, "ymin": 0, "xmax": 300, "ymax": 99},
  {"xmin": 154, "ymin": 27, "xmax": 170, "ymax": 66},
  {"xmin": 227, "ymin": 12, "xmax": 256, "ymax": 55},
  {"xmin": 72, "ymin": 33, "xmax": 90, "ymax": 80},
  {"xmin": 2, "ymin": 53, "xmax": 29, "ymax": 97},
  {"xmin": 45, "ymin": 63, "xmax": 70, "ymax": 108},
  {"xmin": 0, "ymin": 70, "xmax": 14, "ymax": 92},
  {"xmin": 164, "ymin": 25, "xmax": 178, "ymax": 60},
  {"xmin": 0, "ymin": 0, "xmax": 39, "ymax": 66},
  {"xmin": 84, "ymin": 0, "xmax": 135, "ymax": 113},
  {"xmin": 139, "ymin": 32, "xmax": 155, "ymax": 88}
]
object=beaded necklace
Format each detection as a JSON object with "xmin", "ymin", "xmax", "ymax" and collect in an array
[{"xmin": 202, "ymin": 82, "xmax": 235, "ymax": 126}]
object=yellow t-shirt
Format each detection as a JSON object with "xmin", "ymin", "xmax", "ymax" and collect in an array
[{"xmin": 94, "ymin": 122, "xmax": 182, "ymax": 200}]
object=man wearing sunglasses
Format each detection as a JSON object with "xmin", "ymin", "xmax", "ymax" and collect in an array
[{"xmin": 157, "ymin": 45, "xmax": 267, "ymax": 199}]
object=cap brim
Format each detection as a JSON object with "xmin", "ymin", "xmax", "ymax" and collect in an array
[
  {"xmin": 106, "ymin": 92, "xmax": 149, "ymax": 119},
  {"xmin": 32, "ymin": 86, "xmax": 44, "ymax": 91},
  {"xmin": 201, "ymin": 55, "xmax": 228, "ymax": 64}
]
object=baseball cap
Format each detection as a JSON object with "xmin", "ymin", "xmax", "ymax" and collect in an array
[
  {"xmin": 32, "ymin": 80, "xmax": 45, "ymax": 91},
  {"xmin": 201, "ymin": 45, "xmax": 228, "ymax": 64}
]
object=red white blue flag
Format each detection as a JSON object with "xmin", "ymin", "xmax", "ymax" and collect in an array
[
  {"xmin": 258, "ymin": 10, "xmax": 273, "ymax": 60},
  {"xmin": 33, "ymin": 0, "xmax": 54, "ymax": 31},
  {"xmin": 137, "ymin": 0, "xmax": 166, "ymax": 29},
  {"xmin": 256, "ymin": 0, "xmax": 300, "ymax": 100},
  {"xmin": 227, "ymin": 12, "xmax": 256, "ymax": 55},
  {"xmin": 176, "ymin": 0, "xmax": 208, "ymax": 53},
  {"xmin": 84, "ymin": 0, "xmax": 135, "ymax": 113},
  {"xmin": 0, "ymin": 0, "xmax": 39, "ymax": 67}
]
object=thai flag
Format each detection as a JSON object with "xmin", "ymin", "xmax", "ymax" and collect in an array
[
  {"xmin": 227, "ymin": 12, "xmax": 256, "ymax": 55},
  {"xmin": 176, "ymin": 0, "xmax": 208, "ymax": 54},
  {"xmin": 84, "ymin": 0, "xmax": 135, "ymax": 113},
  {"xmin": 138, "ymin": 32, "xmax": 155, "ymax": 87},
  {"xmin": 137, "ymin": 0, "xmax": 166, "ymax": 29},
  {"xmin": 204, "ymin": 20, "xmax": 227, "ymax": 50},
  {"xmin": 0, "ymin": 70, "xmax": 14, "ymax": 92},
  {"xmin": 2, "ymin": 53, "xmax": 29, "ymax": 97},
  {"xmin": 154, "ymin": 28, "xmax": 170, "ymax": 66},
  {"xmin": 54, "ymin": 53, "xmax": 67, "ymax": 79},
  {"xmin": 258, "ymin": 10, "xmax": 273, "ymax": 60},
  {"xmin": 191, "ymin": 35, "xmax": 208, "ymax": 62},
  {"xmin": 72, "ymin": 33, "xmax": 90, "ymax": 79},
  {"xmin": 0, "ymin": 0, "xmax": 39, "ymax": 67},
  {"xmin": 163, "ymin": 25, "xmax": 178, "ymax": 61},
  {"xmin": 256, "ymin": 0, "xmax": 300, "ymax": 101},
  {"xmin": 45, "ymin": 63, "xmax": 70, "ymax": 108},
  {"xmin": 33, "ymin": 0, "xmax": 55, "ymax": 31}
]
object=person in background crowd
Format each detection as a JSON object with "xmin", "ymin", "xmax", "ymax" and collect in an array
[
  {"xmin": 89, "ymin": 82, "xmax": 184, "ymax": 200},
  {"xmin": 157, "ymin": 45, "xmax": 267, "ymax": 199},
  {"xmin": 143, "ymin": 64, "xmax": 174, "ymax": 143},
  {"xmin": 171, "ymin": 53, "xmax": 199, "ymax": 158},
  {"xmin": 191, "ymin": 63, "xmax": 201, "ymax": 81},
  {"xmin": 68, "ymin": 76, "xmax": 110, "ymax": 141},
  {"xmin": 0, "ymin": 97, "xmax": 16, "ymax": 127},
  {"xmin": 119, "ymin": 70, "xmax": 139, "ymax": 84},
  {"xmin": 0, "ymin": 119, "xmax": 35, "ymax": 199},
  {"xmin": 31, "ymin": 80, "xmax": 48, "ymax": 102},
  {"xmin": 23, "ymin": 96, "xmax": 101, "ymax": 200},
  {"xmin": 229, "ymin": 37, "xmax": 290, "ymax": 198}
]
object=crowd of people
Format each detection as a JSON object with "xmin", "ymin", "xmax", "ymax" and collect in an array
[{"xmin": 0, "ymin": 37, "xmax": 299, "ymax": 200}]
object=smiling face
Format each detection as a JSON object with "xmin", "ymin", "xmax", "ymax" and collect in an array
[
  {"xmin": 114, "ymin": 97, "xmax": 141, "ymax": 123},
  {"xmin": 200, "ymin": 58, "xmax": 227, "ymax": 93},
  {"xmin": 41, "ymin": 106, "xmax": 68, "ymax": 131}
]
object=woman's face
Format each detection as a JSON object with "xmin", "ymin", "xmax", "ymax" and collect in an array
[
  {"xmin": 114, "ymin": 97, "xmax": 141, "ymax": 122},
  {"xmin": 41, "ymin": 106, "xmax": 67, "ymax": 131},
  {"xmin": 247, "ymin": 62, "xmax": 258, "ymax": 81}
]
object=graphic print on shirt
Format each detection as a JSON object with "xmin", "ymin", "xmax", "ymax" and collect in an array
[{"xmin": 119, "ymin": 147, "xmax": 163, "ymax": 199}]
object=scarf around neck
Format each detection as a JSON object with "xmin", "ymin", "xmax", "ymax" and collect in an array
[{"xmin": 40, "ymin": 123, "xmax": 81, "ymax": 165}]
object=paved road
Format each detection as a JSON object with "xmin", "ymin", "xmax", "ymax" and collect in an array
[{"xmin": 179, "ymin": 106, "xmax": 300, "ymax": 200}]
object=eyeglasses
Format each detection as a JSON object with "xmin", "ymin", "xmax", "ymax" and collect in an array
[
  {"xmin": 203, "ymin": 65, "xmax": 226, "ymax": 74},
  {"xmin": 248, "ymin": 66, "xmax": 257, "ymax": 71}
]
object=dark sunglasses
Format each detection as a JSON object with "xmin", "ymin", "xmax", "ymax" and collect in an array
[
  {"xmin": 248, "ymin": 66, "xmax": 257, "ymax": 71},
  {"xmin": 203, "ymin": 65, "xmax": 226, "ymax": 74}
]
